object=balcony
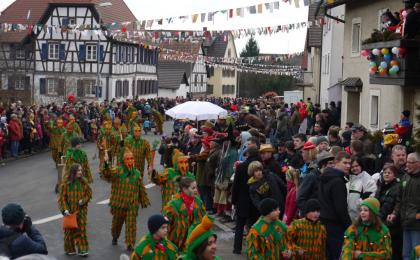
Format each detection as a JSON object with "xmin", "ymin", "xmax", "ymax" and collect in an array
[{"xmin": 361, "ymin": 39, "xmax": 420, "ymax": 86}]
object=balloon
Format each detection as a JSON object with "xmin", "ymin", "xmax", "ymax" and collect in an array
[
  {"xmin": 392, "ymin": 47, "xmax": 399, "ymax": 55},
  {"xmin": 380, "ymin": 61, "xmax": 388, "ymax": 68},
  {"xmin": 384, "ymin": 54, "xmax": 392, "ymax": 62},
  {"xmin": 372, "ymin": 49, "xmax": 381, "ymax": 56},
  {"xmin": 379, "ymin": 68, "xmax": 388, "ymax": 76},
  {"xmin": 369, "ymin": 61, "xmax": 377, "ymax": 67},
  {"xmin": 392, "ymin": 65, "xmax": 400, "ymax": 72},
  {"xmin": 370, "ymin": 67, "xmax": 378, "ymax": 74},
  {"xmin": 399, "ymin": 48, "xmax": 407, "ymax": 57},
  {"xmin": 381, "ymin": 48, "xmax": 389, "ymax": 55},
  {"xmin": 390, "ymin": 60, "xmax": 399, "ymax": 66},
  {"xmin": 361, "ymin": 50, "xmax": 370, "ymax": 57}
]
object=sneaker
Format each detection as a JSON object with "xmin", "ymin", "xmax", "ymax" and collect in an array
[
  {"xmin": 112, "ymin": 238, "xmax": 118, "ymax": 245},
  {"xmin": 78, "ymin": 251, "xmax": 89, "ymax": 257},
  {"xmin": 65, "ymin": 252, "xmax": 76, "ymax": 256}
]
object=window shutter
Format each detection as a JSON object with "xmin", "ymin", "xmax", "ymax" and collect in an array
[
  {"xmin": 140, "ymin": 47, "xmax": 144, "ymax": 63},
  {"xmin": 24, "ymin": 76, "xmax": 30, "ymax": 90},
  {"xmin": 62, "ymin": 18, "xmax": 69, "ymax": 26},
  {"xmin": 58, "ymin": 79, "xmax": 65, "ymax": 96},
  {"xmin": 132, "ymin": 80, "xmax": 135, "ymax": 96},
  {"xmin": 8, "ymin": 77, "xmax": 14, "ymax": 90},
  {"xmin": 40, "ymin": 78, "xmax": 46, "ymax": 94},
  {"xmin": 41, "ymin": 43, "xmax": 48, "ymax": 61},
  {"xmin": 155, "ymin": 50, "xmax": 159, "ymax": 65},
  {"xmin": 131, "ymin": 48, "xmax": 134, "ymax": 63},
  {"xmin": 125, "ymin": 46, "xmax": 128, "ymax": 63},
  {"xmin": 99, "ymin": 45, "xmax": 104, "ymax": 62},
  {"xmin": 118, "ymin": 46, "xmax": 122, "ymax": 63},
  {"xmin": 10, "ymin": 47, "xmax": 16, "ymax": 59},
  {"xmin": 59, "ymin": 44, "xmax": 65, "ymax": 60},
  {"xmin": 98, "ymin": 86, "xmax": 102, "ymax": 98},
  {"xmin": 78, "ymin": 44, "xmax": 86, "ymax": 62},
  {"xmin": 77, "ymin": 80, "xmax": 84, "ymax": 97}
]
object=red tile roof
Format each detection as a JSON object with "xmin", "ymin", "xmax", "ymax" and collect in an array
[{"xmin": 0, "ymin": 0, "xmax": 137, "ymax": 43}]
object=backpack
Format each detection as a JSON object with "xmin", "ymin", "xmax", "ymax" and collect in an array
[{"xmin": 0, "ymin": 233, "xmax": 20, "ymax": 258}]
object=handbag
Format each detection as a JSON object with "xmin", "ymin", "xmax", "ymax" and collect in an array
[{"xmin": 63, "ymin": 211, "xmax": 78, "ymax": 230}]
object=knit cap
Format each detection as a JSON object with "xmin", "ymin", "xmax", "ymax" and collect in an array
[
  {"xmin": 304, "ymin": 199, "xmax": 321, "ymax": 215},
  {"xmin": 360, "ymin": 197, "xmax": 380, "ymax": 216},
  {"xmin": 303, "ymin": 141, "xmax": 316, "ymax": 150},
  {"xmin": 316, "ymin": 136, "xmax": 329, "ymax": 145},
  {"xmin": 2, "ymin": 203, "xmax": 25, "ymax": 225},
  {"xmin": 259, "ymin": 198, "xmax": 279, "ymax": 216},
  {"xmin": 185, "ymin": 215, "xmax": 216, "ymax": 254},
  {"xmin": 147, "ymin": 214, "xmax": 169, "ymax": 235}
]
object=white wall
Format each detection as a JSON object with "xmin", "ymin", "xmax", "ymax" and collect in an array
[{"xmin": 158, "ymin": 84, "xmax": 187, "ymax": 98}]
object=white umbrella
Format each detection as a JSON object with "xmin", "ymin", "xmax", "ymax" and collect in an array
[{"xmin": 165, "ymin": 101, "xmax": 228, "ymax": 121}]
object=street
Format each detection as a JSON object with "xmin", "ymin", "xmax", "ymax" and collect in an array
[{"xmin": 0, "ymin": 122, "xmax": 244, "ymax": 260}]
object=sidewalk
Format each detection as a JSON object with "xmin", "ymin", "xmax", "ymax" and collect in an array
[{"xmin": 0, "ymin": 148, "xmax": 50, "ymax": 166}]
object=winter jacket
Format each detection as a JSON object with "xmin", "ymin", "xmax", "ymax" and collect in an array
[
  {"xmin": 318, "ymin": 167, "xmax": 352, "ymax": 229},
  {"xmin": 297, "ymin": 168, "xmax": 321, "ymax": 212},
  {"xmin": 232, "ymin": 155, "xmax": 261, "ymax": 218},
  {"xmin": 394, "ymin": 171, "xmax": 420, "ymax": 230},
  {"xmin": 202, "ymin": 148, "xmax": 221, "ymax": 187},
  {"xmin": 8, "ymin": 119, "xmax": 23, "ymax": 141},
  {"xmin": 375, "ymin": 178, "xmax": 401, "ymax": 227},
  {"xmin": 248, "ymin": 171, "xmax": 286, "ymax": 216},
  {"xmin": 284, "ymin": 181, "xmax": 297, "ymax": 225},
  {"xmin": 0, "ymin": 225, "xmax": 48, "ymax": 259},
  {"xmin": 346, "ymin": 171, "xmax": 377, "ymax": 221}
]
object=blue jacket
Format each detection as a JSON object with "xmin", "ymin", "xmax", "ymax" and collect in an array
[{"xmin": 0, "ymin": 225, "xmax": 48, "ymax": 259}]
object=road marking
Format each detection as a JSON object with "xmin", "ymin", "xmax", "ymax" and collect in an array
[{"xmin": 33, "ymin": 183, "xmax": 157, "ymax": 225}]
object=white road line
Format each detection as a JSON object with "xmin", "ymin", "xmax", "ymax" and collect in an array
[{"xmin": 33, "ymin": 182, "xmax": 157, "ymax": 225}]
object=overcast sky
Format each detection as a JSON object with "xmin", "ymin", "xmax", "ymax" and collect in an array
[{"xmin": 0, "ymin": 0, "xmax": 308, "ymax": 54}]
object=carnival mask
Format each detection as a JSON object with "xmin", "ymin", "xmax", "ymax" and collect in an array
[
  {"xmin": 133, "ymin": 126, "xmax": 142, "ymax": 138},
  {"xmin": 114, "ymin": 118, "xmax": 121, "ymax": 129},
  {"xmin": 104, "ymin": 122, "xmax": 112, "ymax": 134},
  {"xmin": 57, "ymin": 119, "xmax": 64, "ymax": 128},
  {"xmin": 124, "ymin": 151, "xmax": 135, "ymax": 169},
  {"xmin": 177, "ymin": 157, "xmax": 189, "ymax": 175}
]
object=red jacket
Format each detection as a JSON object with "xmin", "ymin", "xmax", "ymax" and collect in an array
[
  {"xmin": 8, "ymin": 119, "xmax": 23, "ymax": 141},
  {"xmin": 284, "ymin": 181, "xmax": 298, "ymax": 225}
]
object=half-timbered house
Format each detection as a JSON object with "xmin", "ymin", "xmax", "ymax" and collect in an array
[{"xmin": 0, "ymin": 0, "xmax": 158, "ymax": 104}]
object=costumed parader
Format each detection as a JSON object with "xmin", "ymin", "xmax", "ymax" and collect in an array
[
  {"xmin": 48, "ymin": 116, "xmax": 65, "ymax": 166},
  {"xmin": 97, "ymin": 120, "xmax": 117, "ymax": 169},
  {"xmin": 124, "ymin": 124, "xmax": 153, "ymax": 178},
  {"xmin": 162, "ymin": 176, "xmax": 206, "ymax": 252},
  {"xmin": 100, "ymin": 148, "xmax": 150, "ymax": 251},
  {"xmin": 178, "ymin": 215, "xmax": 220, "ymax": 260},
  {"xmin": 151, "ymin": 109, "xmax": 164, "ymax": 135},
  {"xmin": 128, "ymin": 110, "xmax": 141, "ymax": 133},
  {"xmin": 151, "ymin": 151, "xmax": 195, "ymax": 208},
  {"xmin": 67, "ymin": 114, "xmax": 83, "ymax": 138},
  {"xmin": 58, "ymin": 163, "xmax": 92, "ymax": 257},
  {"xmin": 62, "ymin": 123, "xmax": 80, "ymax": 155},
  {"xmin": 64, "ymin": 137, "xmax": 93, "ymax": 184},
  {"xmin": 130, "ymin": 214, "xmax": 179, "ymax": 260}
]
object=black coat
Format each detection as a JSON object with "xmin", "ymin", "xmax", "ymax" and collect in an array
[
  {"xmin": 375, "ymin": 179, "xmax": 401, "ymax": 226},
  {"xmin": 232, "ymin": 155, "xmax": 261, "ymax": 218},
  {"xmin": 297, "ymin": 168, "xmax": 321, "ymax": 212},
  {"xmin": 263, "ymin": 157, "xmax": 285, "ymax": 182},
  {"xmin": 318, "ymin": 167, "xmax": 352, "ymax": 229}
]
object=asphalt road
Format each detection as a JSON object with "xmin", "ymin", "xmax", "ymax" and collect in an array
[{"xmin": 0, "ymin": 122, "xmax": 245, "ymax": 260}]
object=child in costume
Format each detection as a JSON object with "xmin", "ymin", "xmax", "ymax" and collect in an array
[
  {"xmin": 163, "ymin": 177, "xmax": 206, "ymax": 252},
  {"xmin": 286, "ymin": 199, "xmax": 326, "ymax": 259},
  {"xmin": 97, "ymin": 120, "xmax": 117, "ymax": 169},
  {"xmin": 124, "ymin": 124, "xmax": 153, "ymax": 178},
  {"xmin": 178, "ymin": 215, "xmax": 220, "ymax": 260},
  {"xmin": 58, "ymin": 163, "xmax": 92, "ymax": 256},
  {"xmin": 48, "ymin": 117, "xmax": 65, "ymax": 165},
  {"xmin": 340, "ymin": 197, "xmax": 392, "ymax": 259},
  {"xmin": 130, "ymin": 214, "xmax": 179, "ymax": 260},
  {"xmin": 246, "ymin": 198, "xmax": 290, "ymax": 259},
  {"xmin": 101, "ymin": 148, "xmax": 150, "ymax": 250},
  {"xmin": 151, "ymin": 152, "xmax": 195, "ymax": 208},
  {"xmin": 64, "ymin": 137, "xmax": 93, "ymax": 184}
]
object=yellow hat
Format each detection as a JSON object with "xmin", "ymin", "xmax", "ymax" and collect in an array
[
  {"xmin": 259, "ymin": 144, "xmax": 275, "ymax": 153},
  {"xmin": 384, "ymin": 134, "xmax": 399, "ymax": 146}
]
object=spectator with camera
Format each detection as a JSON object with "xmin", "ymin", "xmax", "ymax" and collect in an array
[{"xmin": 0, "ymin": 203, "xmax": 48, "ymax": 259}]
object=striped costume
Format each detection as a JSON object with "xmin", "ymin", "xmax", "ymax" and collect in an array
[
  {"xmin": 151, "ymin": 168, "xmax": 195, "ymax": 208},
  {"xmin": 130, "ymin": 234, "xmax": 179, "ymax": 260},
  {"xmin": 246, "ymin": 217, "xmax": 288, "ymax": 260},
  {"xmin": 64, "ymin": 148, "xmax": 93, "ymax": 183},
  {"xmin": 58, "ymin": 177, "xmax": 92, "ymax": 254},
  {"xmin": 48, "ymin": 122, "xmax": 65, "ymax": 165},
  {"xmin": 341, "ymin": 222, "xmax": 392, "ymax": 260},
  {"xmin": 62, "ymin": 131, "xmax": 80, "ymax": 154},
  {"xmin": 162, "ymin": 193, "xmax": 206, "ymax": 252},
  {"xmin": 97, "ymin": 129, "xmax": 118, "ymax": 169},
  {"xmin": 286, "ymin": 218, "xmax": 326, "ymax": 259},
  {"xmin": 101, "ymin": 162, "xmax": 150, "ymax": 248},
  {"xmin": 124, "ymin": 135, "xmax": 152, "ymax": 177},
  {"xmin": 67, "ymin": 121, "xmax": 83, "ymax": 138}
]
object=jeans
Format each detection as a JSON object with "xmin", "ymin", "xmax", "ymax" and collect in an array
[
  {"xmin": 199, "ymin": 185, "xmax": 213, "ymax": 211},
  {"xmin": 403, "ymin": 229, "xmax": 420, "ymax": 260},
  {"xmin": 11, "ymin": 140, "xmax": 19, "ymax": 157},
  {"xmin": 324, "ymin": 221, "xmax": 346, "ymax": 260}
]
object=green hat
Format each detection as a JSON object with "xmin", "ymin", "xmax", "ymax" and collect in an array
[
  {"xmin": 185, "ymin": 215, "xmax": 216, "ymax": 255},
  {"xmin": 360, "ymin": 197, "xmax": 380, "ymax": 216}
]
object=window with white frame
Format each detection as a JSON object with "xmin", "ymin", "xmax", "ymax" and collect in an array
[
  {"xmin": 370, "ymin": 90, "xmax": 380, "ymax": 129},
  {"xmin": 83, "ymin": 80, "xmax": 96, "ymax": 97},
  {"xmin": 16, "ymin": 49, "xmax": 25, "ymax": 59},
  {"xmin": 47, "ymin": 78, "xmax": 59, "ymax": 95},
  {"xmin": 48, "ymin": 43, "xmax": 59, "ymax": 60},
  {"xmin": 351, "ymin": 18, "xmax": 362, "ymax": 56},
  {"xmin": 86, "ymin": 44, "xmax": 97, "ymax": 61},
  {"xmin": 14, "ymin": 77, "xmax": 25, "ymax": 90}
]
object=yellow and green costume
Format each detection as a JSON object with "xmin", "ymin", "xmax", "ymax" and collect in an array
[
  {"xmin": 130, "ymin": 234, "xmax": 179, "ymax": 260},
  {"xmin": 152, "ymin": 109, "xmax": 164, "ymax": 135},
  {"xmin": 97, "ymin": 128, "xmax": 118, "ymax": 169},
  {"xmin": 246, "ymin": 217, "xmax": 288, "ymax": 260},
  {"xmin": 58, "ymin": 177, "xmax": 92, "ymax": 254},
  {"xmin": 64, "ymin": 148, "xmax": 93, "ymax": 183},
  {"xmin": 62, "ymin": 131, "xmax": 79, "ymax": 155},
  {"xmin": 124, "ymin": 135, "xmax": 152, "ymax": 177},
  {"xmin": 48, "ymin": 120, "xmax": 65, "ymax": 165}
]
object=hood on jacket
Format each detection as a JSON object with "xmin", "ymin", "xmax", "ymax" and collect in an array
[
  {"xmin": 319, "ymin": 167, "xmax": 346, "ymax": 184},
  {"xmin": 0, "ymin": 225, "xmax": 19, "ymax": 240}
]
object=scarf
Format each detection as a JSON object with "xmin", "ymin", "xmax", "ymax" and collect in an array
[{"xmin": 180, "ymin": 192, "xmax": 195, "ymax": 216}]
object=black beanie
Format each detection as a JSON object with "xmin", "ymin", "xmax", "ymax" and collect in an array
[
  {"xmin": 71, "ymin": 137, "xmax": 81, "ymax": 148},
  {"xmin": 147, "ymin": 214, "xmax": 169, "ymax": 235},
  {"xmin": 402, "ymin": 110, "xmax": 411, "ymax": 118},
  {"xmin": 304, "ymin": 199, "xmax": 321, "ymax": 215},
  {"xmin": 259, "ymin": 198, "xmax": 279, "ymax": 216},
  {"xmin": 2, "ymin": 203, "xmax": 25, "ymax": 225}
]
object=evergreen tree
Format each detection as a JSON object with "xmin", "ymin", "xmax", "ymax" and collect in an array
[{"xmin": 240, "ymin": 36, "xmax": 260, "ymax": 57}]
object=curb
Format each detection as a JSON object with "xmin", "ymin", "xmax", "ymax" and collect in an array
[{"xmin": 0, "ymin": 148, "xmax": 51, "ymax": 166}]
